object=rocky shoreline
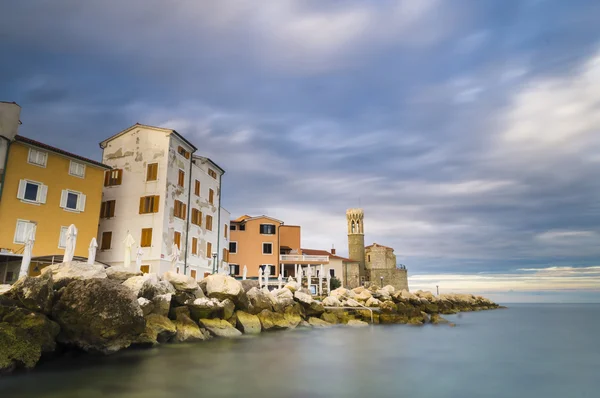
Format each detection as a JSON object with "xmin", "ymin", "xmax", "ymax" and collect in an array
[{"xmin": 0, "ymin": 261, "xmax": 502, "ymax": 374}]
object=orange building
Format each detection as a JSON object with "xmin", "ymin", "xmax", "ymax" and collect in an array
[{"xmin": 228, "ymin": 215, "xmax": 329, "ymax": 278}]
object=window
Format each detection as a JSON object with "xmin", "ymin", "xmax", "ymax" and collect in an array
[
  {"xmin": 139, "ymin": 195, "xmax": 160, "ymax": 214},
  {"xmin": 194, "ymin": 180, "xmax": 201, "ymax": 196},
  {"xmin": 230, "ymin": 224, "xmax": 237, "ymax": 231},
  {"xmin": 263, "ymin": 243, "xmax": 273, "ymax": 255},
  {"xmin": 260, "ymin": 224, "xmax": 276, "ymax": 235},
  {"xmin": 222, "ymin": 248, "xmax": 229, "ymax": 262},
  {"xmin": 206, "ymin": 215, "xmax": 213, "ymax": 231},
  {"xmin": 141, "ymin": 228, "xmax": 153, "ymax": 247},
  {"xmin": 174, "ymin": 231, "xmax": 181, "ymax": 249},
  {"xmin": 58, "ymin": 226, "xmax": 68, "ymax": 249},
  {"xmin": 178, "ymin": 169, "xmax": 185, "ymax": 187},
  {"xmin": 104, "ymin": 169, "xmax": 123, "ymax": 186},
  {"xmin": 177, "ymin": 146, "xmax": 190, "ymax": 159},
  {"xmin": 68, "ymin": 161, "xmax": 86, "ymax": 178},
  {"xmin": 14, "ymin": 220, "xmax": 36, "ymax": 244},
  {"xmin": 100, "ymin": 200, "xmax": 116, "ymax": 218},
  {"xmin": 208, "ymin": 189, "xmax": 214, "ymax": 204},
  {"xmin": 192, "ymin": 237, "xmax": 198, "ymax": 255},
  {"xmin": 5, "ymin": 271, "xmax": 14, "ymax": 283},
  {"xmin": 229, "ymin": 242, "xmax": 237, "ymax": 254},
  {"xmin": 368, "ymin": 255, "xmax": 371, "ymax": 262},
  {"xmin": 270, "ymin": 265, "xmax": 276, "ymax": 275},
  {"xmin": 224, "ymin": 224, "xmax": 228, "ymax": 238},
  {"xmin": 174, "ymin": 200, "xmax": 187, "ymax": 219},
  {"xmin": 191, "ymin": 208, "xmax": 202, "ymax": 226},
  {"xmin": 191, "ymin": 270, "xmax": 197, "ymax": 279},
  {"xmin": 28, "ymin": 148, "xmax": 47, "ymax": 167},
  {"xmin": 330, "ymin": 269, "xmax": 335, "ymax": 277},
  {"xmin": 206, "ymin": 242, "xmax": 212, "ymax": 258},
  {"xmin": 101, "ymin": 231, "xmax": 112, "ymax": 250},
  {"xmin": 208, "ymin": 168, "xmax": 217, "ymax": 179},
  {"xmin": 140, "ymin": 265, "xmax": 150, "ymax": 274},
  {"xmin": 260, "ymin": 265, "xmax": 276, "ymax": 275},
  {"xmin": 229, "ymin": 264, "xmax": 240, "ymax": 276},
  {"xmin": 17, "ymin": 180, "xmax": 47, "ymax": 204},
  {"xmin": 239, "ymin": 223, "xmax": 245, "ymax": 231},
  {"xmin": 146, "ymin": 163, "xmax": 158, "ymax": 181},
  {"xmin": 60, "ymin": 190, "xmax": 86, "ymax": 212}
]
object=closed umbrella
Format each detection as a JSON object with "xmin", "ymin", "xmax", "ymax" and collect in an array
[
  {"xmin": 88, "ymin": 238, "xmax": 98, "ymax": 265},
  {"xmin": 123, "ymin": 233, "xmax": 135, "ymax": 268},
  {"xmin": 64, "ymin": 224, "xmax": 78, "ymax": 263},
  {"xmin": 18, "ymin": 225, "xmax": 36, "ymax": 279}
]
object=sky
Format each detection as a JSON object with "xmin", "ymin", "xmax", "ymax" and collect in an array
[{"xmin": 1, "ymin": 0, "xmax": 600, "ymax": 302}]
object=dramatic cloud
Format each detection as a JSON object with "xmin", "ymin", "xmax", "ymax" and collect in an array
[{"xmin": 1, "ymin": 1, "xmax": 600, "ymax": 301}]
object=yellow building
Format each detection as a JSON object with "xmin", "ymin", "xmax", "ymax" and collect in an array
[{"xmin": 0, "ymin": 135, "xmax": 109, "ymax": 282}]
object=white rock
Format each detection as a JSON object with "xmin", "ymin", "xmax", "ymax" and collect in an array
[
  {"xmin": 163, "ymin": 271, "xmax": 199, "ymax": 292},
  {"xmin": 352, "ymin": 286, "xmax": 366, "ymax": 294},
  {"xmin": 204, "ymin": 274, "xmax": 243, "ymax": 300},
  {"xmin": 42, "ymin": 261, "xmax": 107, "ymax": 288},
  {"xmin": 122, "ymin": 273, "xmax": 160, "ymax": 297},
  {"xmin": 0, "ymin": 284, "xmax": 11, "ymax": 294},
  {"xmin": 330, "ymin": 288, "xmax": 355, "ymax": 301},
  {"xmin": 365, "ymin": 297, "xmax": 381, "ymax": 307},
  {"xmin": 151, "ymin": 293, "xmax": 172, "ymax": 317},
  {"xmin": 381, "ymin": 285, "xmax": 395, "ymax": 295},
  {"xmin": 401, "ymin": 289, "xmax": 418, "ymax": 300},
  {"xmin": 137, "ymin": 297, "xmax": 154, "ymax": 316},
  {"xmin": 347, "ymin": 319, "xmax": 369, "ymax": 327},
  {"xmin": 346, "ymin": 299, "xmax": 361, "ymax": 307},
  {"xmin": 284, "ymin": 282, "xmax": 299, "ymax": 293},
  {"xmin": 106, "ymin": 266, "xmax": 142, "ymax": 282},
  {"xmin": 272, "ymin": 288, "xmax": 295, "ymax": 307},
  {"xmin": 355, "ymin": 290, "xmax": 372, "ymax": 301},
  {"xmin": 322, "ymin": 296, "xmax": 342, "ymax": 307},
  {"xmin": 294, "ymin": 291, "xmax": 314, "ymax": 305}
]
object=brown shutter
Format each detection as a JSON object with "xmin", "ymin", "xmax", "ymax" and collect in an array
[
  {"xmin": 207, "ymin": 242, "xmax": 212, "ymax": 258},
  {"xmin": 139, "ymin": 197, "xmax": 145, "ymax": 214},
  {"xmin": 109, "ymin": 200, "xmax": 116, "ymax": 217},
  {"xmin": 209, "ymin": 189, "xmax": 214, "ymax": 204},
  {"xmin": 104, "ymin": 171, "xmax": 110, "ymax": 186},
  {"xmin": 192, "ymin": 237, "xmax": 198, "ymax": 255},
  {"xmin": 153, "ymin": 196, "xmax": 160, "ymax": 213},
  {"xmin": 183, "ymin": 204, "xmax": 187, "ymax": 219},
  {"xmin": 100, "ymin": 202, "xmax": 106, "ymax": 218}
]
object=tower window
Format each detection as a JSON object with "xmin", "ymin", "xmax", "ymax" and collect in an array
[{"xmin": 351, "ymin": 221, "xmax": 355, "ymax": 233}]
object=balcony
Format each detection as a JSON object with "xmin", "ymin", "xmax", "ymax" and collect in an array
[{"xmin": 279, "ymin": 255, "xmax": 329, "ymax": 264}]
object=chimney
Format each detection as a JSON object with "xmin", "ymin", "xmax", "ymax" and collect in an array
[{"xmin": 331, "ymin": 244, "xmax": 336, "ymax": 255}]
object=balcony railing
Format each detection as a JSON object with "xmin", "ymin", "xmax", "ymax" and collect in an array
[{"xmin": 279, "ymin": 255, "xmax": 329, "ymax": 263}]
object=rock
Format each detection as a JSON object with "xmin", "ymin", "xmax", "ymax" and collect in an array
[
  {"xmin": 415, "ymin": 290, "xmax": 435, "ymax": 301},
  {"xmin": 355, "ymin": 290, "xmax": 373, "ymax": 301},
  {"xmin": 241, "ymin": 279, "xmax": 260, "ymax": 292},
  {"xmin": 122, "ymin": 273, "xmax": 160, "ymax": 297},
  {"xmin": 347, "ymin": 319, "xmax": 369, "ymax": 327},
  {"xmin": 151, "ymin": 294, "xmax": 172, "ymax": 317},
  {"xmin": 293, "ymin": 291, "xmax": 313, "ymax": 305},
  {"xmin": 373, "ymin": 290, "xmax": 392, "ymax": 302},
  {"xmin": 143, "ymin": 314, "xmax": 176, "ymax": 344},
  {"xmin": 173, "ymin": 312, "xmax": 207, "ymax": 342},
  {"xmin": 365, "ymin": 297, "xmax": 381, "ymax": 307},
  {"xmin": 271, "ymin": 288, "xmax": 295, "ymax": 307},
  {"xmin": 0, "ymin": 285, "xmax": 11, "ymax": 295},
  {"xmin": 106, "ymin": 266, "xmax": 142, "ymax": 282},
  {"xmin": 322, "ymin": 296, "xmax": 342, "ymax": 307},
  {"xmin": 352, "ymin": 286, "xmax": 366, "ymax": 294},
  {"xmin": 204, "ymin": 274, "xmax": 243, "ymax": 301},
  {"xmin": 283, "ymin": 282, "xmax": 298, "ymax": 293},
  {"xmin": 294, "ymin": 291, "xmax": 324, "ymax": 316},
  {"xmin": 246, "ymin": 287, "xmax": 274, "ymax": 315},
  {"xmin": 419, "ymin": 298, "xmax": 430, "ymax": 305},
  {"xmin": 381, "ymin": 285, "xmax": 395, "ymax": 295},
  {"xmin": 321, "ymin": 310, "xmax": 351, "ymax": 324},
  {"xmin": 171, "ymin": 291, "xmax": 196, "ymax": 306},
  {"xmin": 0, "ymin": 305, "xmax": 60, "ymax": 373},
  {"xmin": 379, "ymin": 301, "xmax": 398, "ymax": 313},
  {"xmin": 235, "ymin": 311, "xmax": 261, "ymax": 335},
  {"xmin": 187, "ymin": 297, "xmax": 224, "ymax": 321},
  {"xmin": 198, "ymin": 318, "xmax": 242, "ymax": 338},
  {"xmin": 430, "ymin": 314, "xmax": 450, "ymax": 325},
  {"xmin": 401, "ymin": 289, "xmax": 417, "ymax": 300},
  {"xmin": 421, "ymin": 312, "xmax": 431, "ymax": 324},
  {"xmin": 3, "ymin": 272, "xmax": 54, "ymax": 314},
  {"xmin": 256, "ymin": 310, "xmax": 300, "ymax": 331},
  {"xmin": 345, "ymin": 299, "xmax": 361, "ymax": 307},
  {"xmin": 330, "ymin": 288, "xmax": 356, "ymax": 301},
  {"xmin": 138, "ymin": 297, "xmax": 154, "ymax": 316},
  {"xmin": 139, "ymin": 279, "xmax": 176, "ymax": 300},
  {"xmin": 163, "ymin": 271, "xmax": 199, "ymax": 292},
  {"xmin": 52, "ymin": 278, "xmax": 145, "ymax": 354},
  {"xmin": 308, "ymin": 317, "xmax": 332, "ymax": 328},
  {"xmin": 42, "ymin": 261, "xmax": 107, "ymax": 289},
  {"xmin": 221, "ymin": 298, "xmax": 236, "ymax": 320}
]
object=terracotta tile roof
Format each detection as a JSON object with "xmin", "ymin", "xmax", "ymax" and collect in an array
[
  {"xmin": 233, "ymin": 215, "xmax": 252, "ymax": 222},
  {"xmin": 15, "ymin": 135, "xmax": 110, "ymax": 169},
  {"xmin": 301, "ymin": 248, "xmax": 359, "ymax": 263}
]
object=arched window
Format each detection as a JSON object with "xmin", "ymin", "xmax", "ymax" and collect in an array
[
  {"xmin": 351, "ymin": 221, "xmax": 355, "ymax": 233},
  {"xmin": 356, "ymin": 221, "xmax": 360, "ymax": 233}
]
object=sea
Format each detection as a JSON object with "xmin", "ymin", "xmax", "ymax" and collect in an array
[{"xmin": 1, "ymin": 304, "xmax": 598, "ymax": 398}]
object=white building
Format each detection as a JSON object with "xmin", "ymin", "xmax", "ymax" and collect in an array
[{"xmin": 97, "ymin": 123, "xmax": 230, "ymax": 280}]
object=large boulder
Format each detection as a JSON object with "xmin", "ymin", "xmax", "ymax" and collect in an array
[
  {"xmin": 271, "ymin": 288, "xmax": 295, "ymax": 308},
  {"xmin": 380, "ymin": 301, "xmax": 398, "ymax": 313},
  {"xmin": 0, "ymin": 305, "xmax": 60, "ymax": 373},
  {"xmin": 122, "ymin": 273, "xmax": 160, "ymax": 297},
  {"xmin": 187, "ymin": 297, "xmax": 225, "ymax": 321},
  {"xmin": 308, "ymin": 317, "xmax": 332, "ymax": 328},
  {"xmin": 246, "ymin": 287, "xmax": 274, "ymax": 315},
  {"xmin": 322, "ymin": 296, "xmax": 342, "ymax": 307},
  {"xmin": 106, "ymin": 266, "xmax": 142, "ymax": 282},
  {"xmin": 0, "ymin": 285, "xmax": 11, "ymax": 295},
  {"xmin": 365, "ymin": 297, "xmax": 381, "ymax": 307},
  {"xmin": 293, "ymin": 291, "xmax": 324, "ymax": 317},
  {"xmin": 204, "ymin": 274, "xmax": 243, "ymax": 301},
  {"xmin": 151, "ymin": 294, "xmax": 172, "ymax": 317},
  {"xmin": 139, "ymin": 279, "xmax": 176, "ymax": 300},
  {"xmin": 330, "ymin": 288, "xmax": 355, "ymax": 301},
  {"xmin": 164, "ymin": 271, "xmax": 199, "ymax": 292},
  {"xmin": 381, "ymin": 285, "xmax": 395, "ymax": 295},
  {"xmin": 221, "ymin": 299, "xmax": 236, "ymax": 320},
  {"xmin": 138, "ymin": 297, "xmax": 154, "ymax": 316},
  {"xmin": 172, "ymin": 311, "xmax": 207, "ymax": 342},
  {"xmin": 241, "ymin": 279, "xmax": 260, "ymax": 292},
  {"xmin": 321, "ymin": 310, "xmax": 351, "ymax": 325},
  {"xmin": 345, "ymin": 299, "xmax": 362, "ymax": 308},
  {"xmin": 355, "ymin": 290, "xmax": 372, "ymax": 302},
  {"xmin": 347, "ymin": 319, "xmax": 369, "ymax": 327},
  {"xmin": 52, "ymin": 278, "xmax": 145, "ymax": 354},
  {"xmin": 198, "ymin": 318, "xmax": 242, "ymax": 338},
  {"xmin": 4, "ymin": 272, "xmax": 54, "ymax": 314},
  {"xmin": 143, "ymin": 314, "xmax": 177, "ymax": 344},
  {"xmin": 42, "ymin": 261, "xmax": 107, "ymax": 289},
  {"xmin": 256, "ymin": 310, "xmax": 300, "ymax": 331},
  {"xmin": 235, "ymin": 311, "xmax": 261, "ymax": 335}
]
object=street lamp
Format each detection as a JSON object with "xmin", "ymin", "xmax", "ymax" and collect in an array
[
  {"xmin": 212, "ymin": 252, "xmax": 217, "ymax": 274},
  {"xmin": 380, "ymin": 276, "xmax": 383, "ymax": 288},
  {"xmin": 436, "ymin": 285, "xmax": 439, "ymax": 296}
]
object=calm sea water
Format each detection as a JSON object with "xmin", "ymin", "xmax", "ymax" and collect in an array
[{"xmin": 1, "ymin": 304, "xmax": 599, "ymax": 398}]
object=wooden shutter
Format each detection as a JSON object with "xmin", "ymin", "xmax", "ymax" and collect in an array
[
  {"xmin": 152, "ymin": 196, "xmax": 160, "ymax": 213},
  {"xmin": 224, "ymin": 224, "xmax": 228, "ymax": 238},
  {"xmin": 139, "ymin": 197, "xmax": 145, "ymax": 214},
  {"xmin": 192, "ymin": 237, "xmax": 198, "ymax": 255},
  {"xmin": 195, "ymin": 180, "xmax": 200, "ymax": 196},
  {"xmin": 182, "ymin": 203, "xmax": 187, "ymax": 219},
  {"xmin": 60, "ymin": 190, "xmax": 68, "ymax": 208},
  {"xmin": 141, "ymin": 228, "xmax": 152, "ymax": 247},
  {"xmin": 101, "ymin": 231, "xmax": 112, "ymax": 250},
  {"xmin": 174, "ymin": 231, "xmax": 181, "ymax": 248},
  {"xmin": 178, "ymin": 170, "xmax": 184, "ymax": 187},
  {"xmin": 116, "ymin": 169, "xmax": 123, "ymax": 185},
  {"xmin": 191, "ymin": 270, "xmax": 197, "ymax": 279},
  {"xmin": 209, "ymin": 189, "xmax": 214, "ymax": 204},
  {"xmin": 17, "ymin": 180, "xmax": 27, "ymax": 200},
  {"xmin": 207, "ymin": 242, "xmax": 212, "ymax": 258},
  {"xmin": 39, "ymin": 184, "xmax": 48, "ymax": 204},
  {"xmin": 104, "ymin": 171, "xmax": 110, "ymax": 186},
  {"xmin": 100, "ymin": 202, "xmax": 106, "ymax": 218},
  {"xmin": 77, "ymin": 194, "xmax": 86, "ymax": 212},
  {"xmin": 109, "ymin": 200, "xmax": 116, "ymax": 217}
]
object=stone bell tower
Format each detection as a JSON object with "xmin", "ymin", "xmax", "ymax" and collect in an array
[{"xmin": 347, "ymin": 208, "xmax": 366, "ymax": 278}]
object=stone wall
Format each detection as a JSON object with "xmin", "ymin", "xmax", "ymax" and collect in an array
[
  {"xmin": 365, "ymin": 268, "xmax": 408, "ymax": 292},
  {"xmin": 347, "ymin": 234, "xmax": 365, "ymax": 276},
  {"xmin": 342, "ymin": 262, "xmax": 361, "ymax": 289},
  {"xmin": 365, "ymin": 245, "xmax": 397, "ymax": 270}
]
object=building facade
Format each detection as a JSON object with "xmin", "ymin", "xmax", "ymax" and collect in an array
[
  {"xmin": 301, "ymin": 248, "xmax": 360, "ymax": 288},
  {"xmin": 96, "ymin": 124, "xmax": 229, "ymax": 280},
  {"xmin": 0, "ymin": 134, "xmax": 109, "ymax": 283},
  {"xmin": 0, "ymin": 102, "xmax": 21, "ymax": 198}
]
